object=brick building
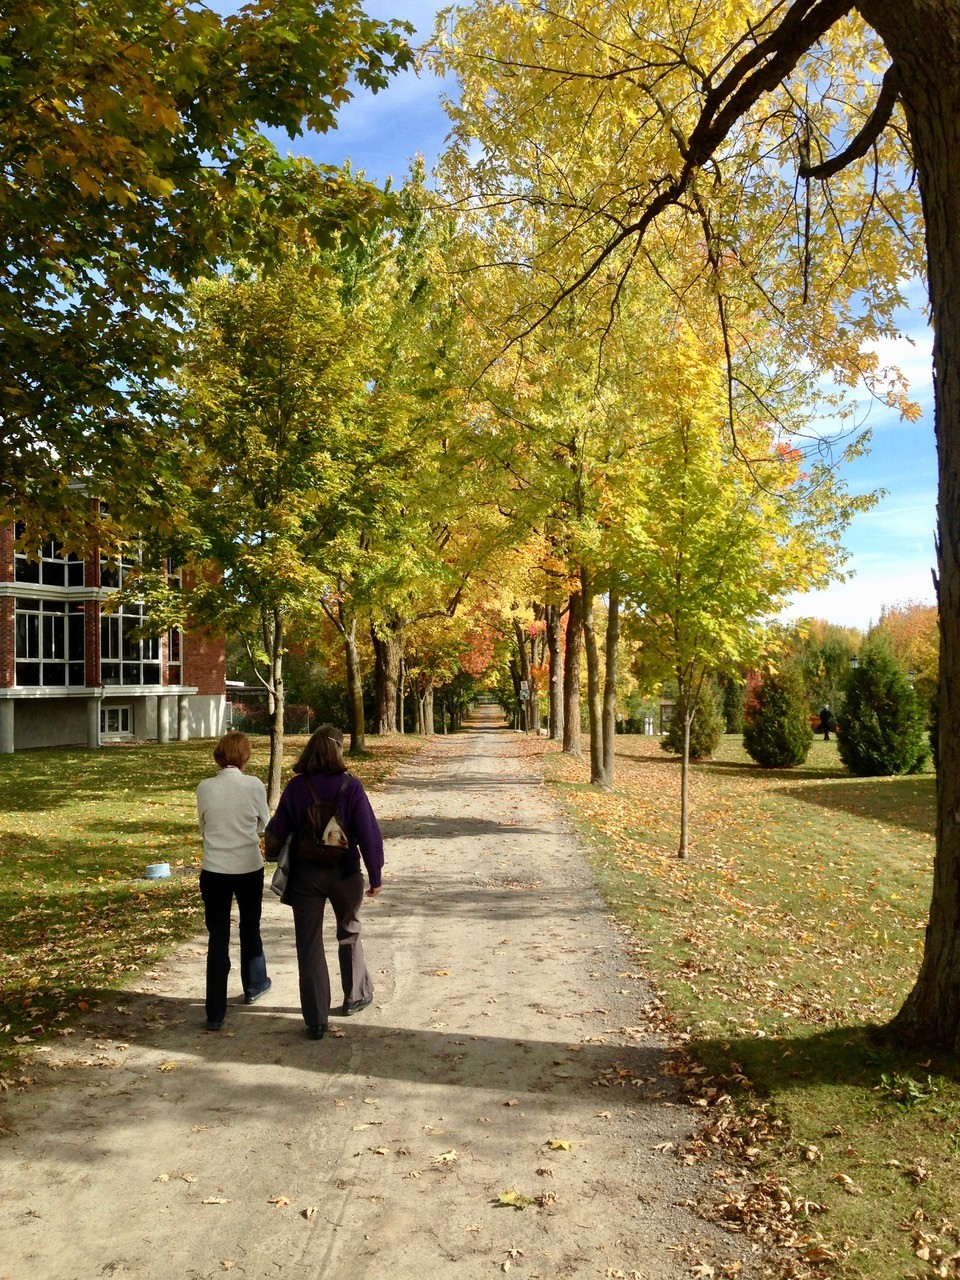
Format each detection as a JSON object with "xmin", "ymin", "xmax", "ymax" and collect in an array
[{"xmin": 0, "ymin": 523, "xmax": 225, "ymax": 752}]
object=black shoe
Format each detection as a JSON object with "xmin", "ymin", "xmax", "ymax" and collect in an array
[
  {"xmin": 205, "ymin": 1019, "xmax": 223, "ymax": 1031},
  {"xmin": 244, "ymin": 977, "xmax": 272, "ymax": 1006},
  {"xmin": 306, "ymin": 1025, "xmax": 326, "ymax": 1040},
  {"xmin": 344, "ymin": 994, "xmax": 373, "ymax": 1016}
]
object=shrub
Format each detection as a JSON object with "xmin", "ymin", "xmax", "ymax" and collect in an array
[
  {"xmin": 837, "ymin": 642, "xmax": 929, "ymax": 776},
  {"xmin": 742, "ymin": 664, "xmax": 812, "ymax": 768},
  {"xmin": 661, "ymin": 683, "xmax": 723, "ymax": 759},
  {"xmin": 721, "ymin": 676, "xmax": 745, "ymax": 733}
]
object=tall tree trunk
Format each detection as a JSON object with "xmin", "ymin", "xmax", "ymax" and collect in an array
[
  {"xmin": 678, "ymin": 701, "xmax": 693, "ymax": 860},
  {"xmin": 424, "ymin": 682, "xmax": 435, "ymax": 735},
  {"xmin": 342, "ymin": 610, "xmax": 365, "ymax": 755},
  {"xmin": 528, "ymin": 623, "xmax": 541, "ymax": 732},
  {"xmin": 601, "ymin": 586, "xmax": 620, "ymax": 788},
  {"xmin": 513, "ymin": 618, "xmax": 532, "ymax": 732},
  {"xmin": 562, "ymin": 589, "xmax": 583, "ymax": 756},
  {"xmin": 546, "ymin": 602, "xmax": 564, "ymax": 741},
  {"xmin": 868, "ymin": 8, "xmax": 960, "ymax": 1049},
  {"xmin": 371, "ymin": 621, "xmax": 401, "ymax": 734},
  {"xmin": 266, "ymin": 607, "xmax": 284, "ymax": 809},
  {"xmin": 580, "ymin": 567, "xmax": 604, "ymax": 786},
  {"xmin": 398, "ymin": 652, "xmax": 406, "ymax": 735}
]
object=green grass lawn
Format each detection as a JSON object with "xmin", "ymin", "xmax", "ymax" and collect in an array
[
  {"xmin": 546, "ymin": 734, "xmax": 958, "ymax": 1280},
  {"xmin": 0, "ymin": 734, "xmax": 418, "ymax": 1075}
]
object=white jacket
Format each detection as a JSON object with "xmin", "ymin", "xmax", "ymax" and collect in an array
[{"xmin": 196, "ymin": 767, "xmax": 270, "ymax": 875}]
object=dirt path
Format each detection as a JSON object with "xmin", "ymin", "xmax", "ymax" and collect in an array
[{"xmin": 1, "ymin": 711, "xmax": 754, "ymax": 1280}]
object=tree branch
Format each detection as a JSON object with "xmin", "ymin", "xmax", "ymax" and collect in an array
[{"xmin": 799, "ymin": 63, "xmax": 900, "ymax": 179}]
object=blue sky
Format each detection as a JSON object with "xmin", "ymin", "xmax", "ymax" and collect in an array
[{"xmin": 262, "ymin": 1, "xmax": 938, "ymax": 633}]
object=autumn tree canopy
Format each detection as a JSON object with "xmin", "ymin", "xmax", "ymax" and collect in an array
[
  {"xmin": 435, "ymin": 0, "xmax": 960, "ymax": 1048},
  {"xmin": 0, "ymin": 0, "xmax": 412, "ymax": 544}
]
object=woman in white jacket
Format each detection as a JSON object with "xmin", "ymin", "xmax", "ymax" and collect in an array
[{"xmin": 195, "ymin": 732, "xmax": 271, "ymax": 1030}]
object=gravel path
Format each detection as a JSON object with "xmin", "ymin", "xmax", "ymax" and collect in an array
[{"xmin": 0, "ymin": 710, "xmax": 755, "ymax": 1280}]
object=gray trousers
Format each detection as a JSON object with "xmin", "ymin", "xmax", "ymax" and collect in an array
[{"xmin": 286, "ymin": 864, "xmax": 373, "ymax": 1029}]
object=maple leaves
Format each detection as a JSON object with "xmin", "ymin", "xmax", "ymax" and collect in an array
[{"xmin": 1, "ymin": 0, "xmax": 414, "ymax": 546}]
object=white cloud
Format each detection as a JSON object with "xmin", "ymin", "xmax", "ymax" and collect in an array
[{"xmin": 782, "ymin": 566, "xmax": 937, "ymax": 632}]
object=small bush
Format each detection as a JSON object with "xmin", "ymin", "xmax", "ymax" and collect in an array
[
  {"xmin": 837, "ymin": 642, "xmax": 929, "ymax": 776},
  {"xmin": 661, "ymin": 684, "xmax": 723, "ymax": 759},
  {"xmin": 721, "ymin": 676, "xmax": 745, "ymax": 733},
  {"xmin": 742, "ymin": 664, "xmax": 812, "ymax": 768}
]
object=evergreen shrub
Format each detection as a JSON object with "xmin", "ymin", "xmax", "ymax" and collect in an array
[
  {"xmin": 742, "ymin": 664, "xmax": 812, "ymax": 768},
  {"xmin": 837, "ymin": 643, "xmax": 929, "ymax": 776},
  {"xmin": 721, "ymin": 677, "xmax": 745, "ymax": 733}
]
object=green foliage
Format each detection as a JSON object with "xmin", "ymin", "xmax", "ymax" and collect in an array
[
  {"xmin": 742, "ymin": 663, "xmax": 813, "ymax": 768},
  {"xmin": 661, "ymin": 683, "xmax": 723, "ymax": 760},
  {"xmin": 837, "ymin": 641, "xmax": 929, "ymax": 777},
  {"xmin": 0, "ymin": 0, "xmax": 412, "ymax": 546},
  {"xmin": 720, "ymin": 675, "xmax": 744, "ymax": 734},
  {"xmin": 785, "ymin": 618, "xmax": 861, "ymax": 711}
]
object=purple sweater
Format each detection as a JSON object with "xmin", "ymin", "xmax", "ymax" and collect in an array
[{"xmin": 267, "ymin": 771, "xmax": 385, "ymax": 889}]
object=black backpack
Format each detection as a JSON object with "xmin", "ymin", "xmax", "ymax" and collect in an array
[{"xmin": 297, "ymin": 774, "xmax": 350, "ymax": 864}]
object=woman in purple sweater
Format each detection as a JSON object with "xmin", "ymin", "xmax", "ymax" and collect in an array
[{"xmin": 265, "ymin": 724, "xmax": 384, "ymax": 1040}]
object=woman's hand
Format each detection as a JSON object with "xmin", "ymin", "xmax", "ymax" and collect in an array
[{"xmin": 366, "ymin": 886, "xmax": 382, "ymax": 898}]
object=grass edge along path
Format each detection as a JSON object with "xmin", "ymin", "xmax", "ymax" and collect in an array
[
  {"xmin": 0, "ymin": 734, "xmax": 422, "ymax": 1083},
  {"xmin": 541, "ymin": 733, "xmax": 960, "ymax": 1280}
]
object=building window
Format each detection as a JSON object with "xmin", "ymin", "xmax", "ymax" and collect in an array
[
  {"xmin": 100, "ymin": 705, "xmax": 133, "ymax": 737},
  {"xmin": 99, "ymin": 554, "xmax": 140, "ymax": 589},
  {"xmin": 15, "ymin": 598, "xmax": 85, "ymax": 686},
  {"xmin": 167, "ymin": 628, "xmax": 182, "ymax": 685},
  {"xmin": 100, "ymin": 603, "xmax": 162, "ymax": 686},
  {"xmin": 14, "ymin": 526, "xmax": 84, "ymax": 588}
]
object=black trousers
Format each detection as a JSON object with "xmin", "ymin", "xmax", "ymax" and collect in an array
[
  {"xmin": 286, "ymin": 864, "xmax": 373, "ymax": 1030},
  {"xmin": 199, "ymin": 867, "xmax": 266, "ymax": 1023}
]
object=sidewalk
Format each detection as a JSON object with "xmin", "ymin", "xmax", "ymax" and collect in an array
[{"xmin": 0, "ymin": 712, "xmax": 752, "ymax": 1279}]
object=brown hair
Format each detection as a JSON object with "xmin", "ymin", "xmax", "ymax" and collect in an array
[
  {"xmin": 214, "ymin": 731, "xmax": 251, "ymax": 770},
  {"xmin": 293, "ymin": 724, "xmax": 347, "ymax": 775}
]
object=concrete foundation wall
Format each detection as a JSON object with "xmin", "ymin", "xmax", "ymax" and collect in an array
[
  {"xmin": 14, "ymin": 699, "xmax": 88, "ymax": 750},
  {"xmin": 185, "ymin": 695, "xmax": 226, "ymax": 740}
]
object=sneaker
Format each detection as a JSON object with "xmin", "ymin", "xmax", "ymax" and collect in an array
[
  {"xmin": 244, "ymin": 978, "xmax": 272, "ymax": 1006},
  {"xmin": 306, "ymin": 1025, "xmax": 326, "ymax": 1040}
]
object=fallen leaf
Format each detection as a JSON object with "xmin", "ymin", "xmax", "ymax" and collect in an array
[
  {"xmin": 495, "ymin": 1190, "xmax": 534, "ymax": 1210},
  {"xmin": 268, "ymin": 1196, "xmax": 291, "ymax": 1207},
  {"xmin": 202, "ymin": 1197, "xmax": 230, "ymax": 1205},
  {"xmin": 301, "ymin": 1206, "xmax": 319, "ymax": 1220},
  {"xmin": 547, "ymin": 1139, "xmax": 572, "ymax": 1151},
  {"xmin": 433, "ymin": 1150, "xmax": 458, "ymax": 1164},
  {"xmin": 157, "ymin": 1061, "xmax": 178, "ymax": 1072}
]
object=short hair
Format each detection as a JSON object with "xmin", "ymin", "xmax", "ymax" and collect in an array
[
  {"xmin": 293, "ymin": 724, "xmax": 346, "ymax": 775},
  {"xmin": 214, "ymin": 731, "xmax": 252, "ymax": 770}
]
